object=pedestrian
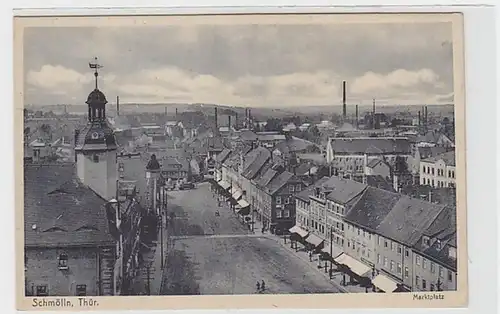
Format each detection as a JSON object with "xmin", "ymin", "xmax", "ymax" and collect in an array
[
  {"xmin": 256, "ymin": 281, "xmax": 260, "ymax": 291},
  {"xmin": 261, "ymin": 280, "xmax": 265, "ymax": 291}
]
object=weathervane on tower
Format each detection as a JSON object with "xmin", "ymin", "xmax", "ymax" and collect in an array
[{"xmin": 89, "ymin": 57, "xmax": 103, "ymax": 90}]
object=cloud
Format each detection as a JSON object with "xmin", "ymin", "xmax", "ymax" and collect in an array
[
  {"xmin": 23, "ymin": 22, "xmax": 454, "ymax": 106},
  {"xmin": 27, "ymin": 65, "xmax": 92, "ymax": 90},
  {"xmin": 350, "ymin": 68, "xmax": 441, "ymax": 97},
  {"xmin": 25, "ymin": 63, "xmax": 450, "ymax": 107}
]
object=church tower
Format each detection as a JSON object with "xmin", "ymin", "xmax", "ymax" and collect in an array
[{"xmin": 74, "ymin": 57, "xmax": 117, "ymax": 201}]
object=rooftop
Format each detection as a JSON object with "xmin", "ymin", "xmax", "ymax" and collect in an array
[
  {"xmin": 329, "ymin": 137, "xmax": 411, "ymax": 155},
  {"xmin": 24, "ymin": 163, "xmax": 115, "ymax": 248},
  {"xmin": 422, "ymin": 150, "xmax": 456, "ymax": 167}
]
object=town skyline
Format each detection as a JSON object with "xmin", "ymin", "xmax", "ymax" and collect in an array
[{"xmin": 24, "ymin": 22, "xmax": 454, "ymax": 108}]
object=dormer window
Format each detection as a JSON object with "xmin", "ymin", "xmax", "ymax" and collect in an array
[
  {"xmin": 58, "ymin": 253, "xmax": 69, "ymax": 270},
  {"xmin": 423, "ymin": 236, "xmax": 430, "ymax": 246},
  {"xmin": 436, "ymin": 239, "xmax": 442, "ymax": 249}
]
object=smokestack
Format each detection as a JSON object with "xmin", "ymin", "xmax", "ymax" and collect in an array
[
  {"xmin": 116, "ymin": 96, "xmax": 120, "ymax": 116},
  {"xmin": 214, "ymin": 107, "xmax": 218, "ymax": 131},
  {"xmin": 175, "ymin": 108, "xmax": 178, "ymax": 118},
  {"xmin": 342, "ymin": 81, "xmax": 347, "ymax": 120},
  {"xmin": 235, "ymin": 112, "xmax": 238, "ymax": 129},
  {"xmin": 372, "ymin": 98, "xmax": 376, "ymax": 115},
  {"xmin": 248, "ymin": 109, "xmax": 252, "ymax": 128},
  {"xmin": 418, "ymin": 111, "xmax": 421, "ymax": 126},
  {"xmin": 228, "ymin": 115, "xmax": 232, "ymax": 130},
  {"xmin": 355, "ymin": 105, "xmax": 359, "ymax": 128}
]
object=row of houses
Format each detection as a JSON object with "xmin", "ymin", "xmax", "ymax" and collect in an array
[
  {"xmin": 215, "ymin": 145, "xmax": 311, "ymax": 234},
  {"xmin": 293, "ymin": 175, "xmax": 457, "ymax": 293}
]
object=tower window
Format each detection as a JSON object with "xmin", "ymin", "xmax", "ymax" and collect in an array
[{"xmin": 92, "ymin": 154, "xmax": 99, "ymax": 162}]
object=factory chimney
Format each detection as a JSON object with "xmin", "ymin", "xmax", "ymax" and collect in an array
[
  {"xmin": 355, "ymin": 105, "xmax": 359, "ymax": 128},
  {"xmin": 235, "ymin": 112, "xmax": 238, "ymax": 129},
  {"xmin": 248, "ymin": 109, "xmax": 252, "ymax": 128},
  {"xmin": 228, "ymin": 115, "xmax": 232, "ymax": 131},
  {"xmin": 214, "ymin": 107, "xmax": 218, "ymax": 131},
  {"xmin": 175, "ymin": 108, "xmax": 178, "ymax": 119},
  {"xmin": 418, "ymin": 110, "xmax": 421, "ymax": 126},
  {"xmin": 342, "ymin": 81, "xmax": 347, "ymax": 121},
  {"xmin": 116, "ymin": 96, "xmax": 120, "ymax": 116}
]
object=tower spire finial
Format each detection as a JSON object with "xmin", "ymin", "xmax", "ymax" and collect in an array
[{"xmin": 89, "ymin": 57, "xmax": 103, "ymax": 90}]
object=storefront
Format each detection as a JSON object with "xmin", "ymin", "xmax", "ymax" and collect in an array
[
  {"xmin": 305, "ymin": 233, "xmax": 325, "ymax": 252},
  {"xmin": 333, "ymin": 252, "xmax": 372, "ymax": 287}
]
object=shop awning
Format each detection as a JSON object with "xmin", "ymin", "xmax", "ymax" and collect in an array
[
  {"xmin": 372, "ymin": 274, "xmax": 399, "ymax": 293},
  {"xmin": 321, "ymin": 247, "xmax": 333, "ymax": 255},
  {"xmin": 289, "ymin": 225, "xmax": 309, "ymax": 238},
  {"xmin": 232, "ymin": 190, "xmax": 242, "ymax": 200},
  {"xmin": 218, "ymin": 180, "xmax": 230, "ymax": 190},
  {"xmin": 236, "ymin": 205, "xmax": 250, "ymax": 216},
  {"xmin": 305, "ymin": 233, "xmax": 324, "ymax": 247},
  {"xmin": 334, "ymin": 252, "xmax": 371, "ymax": 277},
  {"xmin": 237, "ymin": 199, "xmax": 250, "ymax": 208}
]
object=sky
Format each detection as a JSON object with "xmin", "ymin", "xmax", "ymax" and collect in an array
[{"xmin": 23, "ymin": 22, "xmax": 454, "ymax": 108}]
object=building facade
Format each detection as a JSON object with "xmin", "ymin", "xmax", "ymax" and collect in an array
[{"xmin": 419, "ymin": 151, "xmax": 456, "ymax": 188}]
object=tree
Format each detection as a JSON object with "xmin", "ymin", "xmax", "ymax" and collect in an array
[
  {"xmin": 394, "ymin": 156, "xmax": 409, "ymax": 175},
  {"xmin": 264, "ymin": 118, "xmax": 282, "ymax": 132}
]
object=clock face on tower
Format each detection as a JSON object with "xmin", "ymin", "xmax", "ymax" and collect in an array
[{"xmin": 91, "ymin": 132, "xmax": 100, "ymax": 140}]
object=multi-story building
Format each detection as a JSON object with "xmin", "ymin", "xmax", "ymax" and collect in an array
[
  {"xmin": 419, "ymin": 151, "xmax": 456, "ymax": 188},
  {"xmin": 325, "ymin": 137, "xmax": 412, "ymax": 178},
  {"xmin": 342, "ymin": 186, "xmax": 453, "ymax": 292},
  {"xmin": 24, "ymin": 163, "xmax": 117, "ymax": 296},
  {"xmin": 24, "ymin": 69, "xmax": 152, "ymax": 297}
]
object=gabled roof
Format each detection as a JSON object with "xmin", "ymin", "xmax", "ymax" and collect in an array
[
  {"xmin": 295, "ymin": 176, "xmax": 330, "ymax": 202},
  {"xmin": 376, "ymin": 196, "xmax": 447, "ymax": 246},
  {"xmin": 216, "ymin": 148, "xmax": 232, "ymax": 163},
  {"xmin": 365, "ymin": 175, "xmax": 395, "ymax": 192},
  {"xmin": 329, "ymin": 138, "xmax": 411, "ymax": 155},
  {"xmin": 422, "ymin": 150, "xmax": 456, "ymax": 166},
  {"xmin": 417, "ymin": 146, "xmax": 450, "ymax": 159},
  {"xmin": 344, "ymin": 186, "xmax": 401, "ymax": 231},
  {"xmin": 323, "ymin": 176, "xmax": 368, "ymax": 204},
  {"xmin": 255, "ymin": 168, "xmax": 278, "ymax": 189},
  {"xmin": 242, "ymin": 147, "xmax": 271, "ymax": 179},
  {"xmin": 24, "ymin": 163, "xmax": 115, "ymax": 248},
  {"xmin": 367, "ymin": 158, "xmax": 384, "ymax": 168},
  {"xmin": 265, "ymin": 171, "xmax": 295, "ymax": 195}
]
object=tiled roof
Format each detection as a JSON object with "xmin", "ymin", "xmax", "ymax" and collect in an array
[
  {"xmin": 329, "ymin": 138, "xmax": 411, "ymax": 155},
  {"xmin": 265, "ymin": 171, "xmax": 294, "ymax": 195},
  {"xmin": 255, "ymin": 168, "xmax": 278, "ymax": 189},
  {"xmin": 365, "ymin": 175, "xmax": 396, "ymax": 192},
  {"xmin": 216, "ymin": 148, "xmax": 232, "ymax": 163},
  {"xmin": 376, "ymin": 196, "xmax": 447, "ymax": 246},
  {"xmin": 295, "ymin": 163, "xmax": 314, "ymax": 176},
  {"xmin": 422, "ymin": 150, "xmax": 456, "ymax": 167},
  {"xmin": 414, "ymin": 206, "xmax": 457, "ymax": 270},
  {"xmin": 24, "ymin": 163, "xmax": 115, "ymax": 248},
  {"xmin": 367, "ymin": 158, "xmax": 383, "ymax": 168},
  {"xmin": 417, "ymin": 146, "xmax": 451, "ymax": 159},
  {"xmin": 295, "ymin": 176, "xmax": 330, "ymax": 202},
  {"xmin": 273, "ymin": 137, "xmax": 318, "ymax": 155},
  {"xmin": 344, "ymin": 186, "xmax": 401, "ymax": 231},
  {"xmin": 242, "ymin": 147, "xmax": 271, "ymax": 179},
  {"xmin": 323, "ymin": 176, "xmax": 368, "ymax": 204}
]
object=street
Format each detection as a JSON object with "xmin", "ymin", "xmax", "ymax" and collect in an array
[{"xmin": 160, "ymin": 183, "xmax": 344, "ymax": 295}]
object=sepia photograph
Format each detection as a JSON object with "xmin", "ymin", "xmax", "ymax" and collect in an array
[{"xmin": 14, "ymin": 11, "xmax": 467, "ymax": 310}]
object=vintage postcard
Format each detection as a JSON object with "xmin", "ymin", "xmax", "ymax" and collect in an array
[{"xmin": 14, "ymin": 11, "xmax": 467, "ymax": 311}]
